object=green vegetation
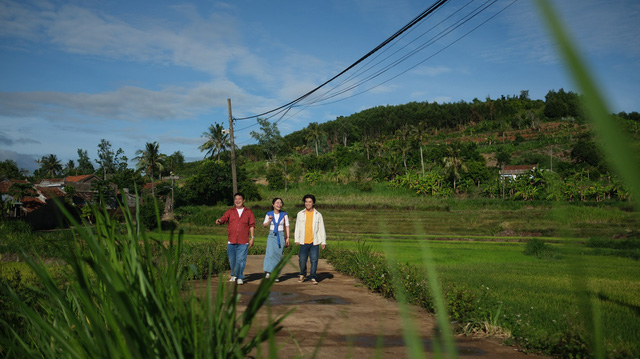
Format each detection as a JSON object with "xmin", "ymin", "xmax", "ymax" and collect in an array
[
  {"xmin": 0, "ymin": 202, "xmax": 288, "ymax": 358},
  {"xmin": 326, "ymin": 237, "xmax": 640, "ymax": 358},
  {"xmin": 2, "ymin": 2, "xmax": 639, "ymax": 357},
  {"xmin": 2, "ymin": 184, "xmax": 639, "ymax": 357}
]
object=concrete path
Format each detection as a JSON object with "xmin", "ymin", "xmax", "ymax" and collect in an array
[{"xmin": 195, "ymin": 255, "xmax": 547, "ymax": 359}]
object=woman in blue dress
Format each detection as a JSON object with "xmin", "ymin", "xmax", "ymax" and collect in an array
[{"xmin": 262, "ymin": 197, "xmax": 290, "ymax": 281}]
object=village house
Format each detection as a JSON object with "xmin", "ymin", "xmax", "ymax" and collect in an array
[
  {"xmin": 1, "ymin": 175, "xmax": 137, "ymax": 229},
  {"xmin": 499, "ymin": 164, "xmax": 538, "ymax": 180}
]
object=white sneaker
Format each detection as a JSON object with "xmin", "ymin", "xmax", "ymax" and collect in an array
[
  {"xmin": 265, "ymin": 272, "xmax": 270, "ymax": 279},
  {"xmin": 237, "ymin": 278, "xmax": 244, "ymax": 285},
  {"xmin": 228, "ymin": 276, "xmax": 236, "ymax": 282}
]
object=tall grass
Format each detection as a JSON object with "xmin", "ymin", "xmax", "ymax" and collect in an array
[
  {"xmin": 0, "ymin": 199, "xmax": 290, "ymax": 358},
  {"xmin": 535, "ymin": 1, "xmax": 640, "ymax": 358}
]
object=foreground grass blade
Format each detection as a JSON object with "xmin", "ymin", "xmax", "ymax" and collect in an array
[
  {"xmin": 535, "ymin": 1, "xmax": 634, "ymax": 358},
  {"xmin": 535, "ymin": 0, "xmax": 640, "ymax": 208},
  {"xmin": 1, "ymin": 198, "xmax": 288, "ymax": 358}
]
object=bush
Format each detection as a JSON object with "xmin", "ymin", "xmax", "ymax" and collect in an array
[
  {"xmin": 266, "ymin": 164, "xmax": 286, "ymax": 190},
  {"xmin": 523, "ymin": 238, "xmax": 558, "ymax": 258},
  {"xmin": 139, "ymin": 197, "xmax": 161, "ymax": 230},
  {"xmin": 172, "ymin": 241, "xmax": 230, "ymax": 279},
  {"xmin": 325, "ymin": 243, "xmax": 477, "ymax": 323}
]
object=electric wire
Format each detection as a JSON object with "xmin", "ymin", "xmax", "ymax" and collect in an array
[
  {"xmin": 233, "ymin": 0, "xmax": 451, "ymax": 121},
  {"xmin": 233, "ymin": 0, "xmax": 519, "ymax": 139},
  {"xmin": 301, "ymin": 0, "xmax": 512, "ymax": 108},
  {"xmin": 301, "ymin": 0, "xmax": 490, "ymax": 107}
]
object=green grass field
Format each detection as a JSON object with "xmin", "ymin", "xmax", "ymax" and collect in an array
[
  {"xmin": 4, "ymin": 184, "xmax": 638, "ymax": 357},
  {"xmin": 329, "ymin": 236, "xmax": 640, "ymax": 356},
  {"xmin": 168, "ymin": 190, "xmax": 640, "ymax": 357}
]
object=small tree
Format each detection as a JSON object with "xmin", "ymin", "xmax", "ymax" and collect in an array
[
  {"xmin": 76, "ymin": 148, "xmax": 95, "ymax": 175},
  {"xmin": 250, "ymin": 117, "xmax": 283, "ymax": 161}
]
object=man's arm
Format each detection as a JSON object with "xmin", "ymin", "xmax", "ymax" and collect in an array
[{"xmin": 216, "ymin": 209, "xmax": 230, "ymax": 225}]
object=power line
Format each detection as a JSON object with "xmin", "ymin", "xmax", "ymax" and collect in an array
[
  {"xmin": 233, "ymin": 0, "xmax": 520, "ymax": 136},
  {"xmin": 300, "ymin": 0, "xmax": 520, "ymax": 108},
  {"xmin": 234, "ymin": 0, "xmax": 451, "ymax": 121}
]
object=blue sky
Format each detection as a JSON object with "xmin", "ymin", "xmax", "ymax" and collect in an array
[{"xmin": 1, "ymin": 0, "xmax": 639, "ymax": 175}]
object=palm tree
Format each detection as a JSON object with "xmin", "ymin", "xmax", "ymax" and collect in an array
[
  {"xmin": 199, "ymin": 123, "xmax": 229, "ymax": 161},
  {"xmin": 305, "ymin": 122, "xmax": 322, "ymax": 156},
  {"xmin": 40, "ymin": 154, "xmax": 63, "ymax": 178},
  {"xmin": 395, "ymin": 125, "xmax": 411, "ymax": 171},
  {"xmin": 65, "ymin": 160, "xmax": 76, "ymax": 176},
  {"xmin": 135, "ymin": 142, "xmax": 166, "ymax": 196},
  {"xmin": 442, "ymin": 143, "xmax": 467, "ymax": 191},
  {"xmin": 410, "ymin": 124, "xmax": 428, "ymax": 175}
]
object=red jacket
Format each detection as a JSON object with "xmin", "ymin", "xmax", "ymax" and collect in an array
[{"xmin": 218, "ymin": 207, "xmax": 255, "ymax": 244}]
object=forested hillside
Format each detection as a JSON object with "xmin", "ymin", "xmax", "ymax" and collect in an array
[
  {"xmin": 240, "ymin": 89, "xmax": 640, "ymax": 202},
  {"xmin": 3, "ymin": 89, "xmax": 639, "ymax": 213}
]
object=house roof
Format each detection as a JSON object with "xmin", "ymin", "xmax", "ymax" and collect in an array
[
  {"xmin": 500, "ymin": 164, "xmax": 537, "ymax": 175},
  {"xmin": 65, "ymin": 174, "xmax": 99, "ymax": 183},
  {"xmin": 35, "ymin": 178, "xmax": 64, "ymax": 186},
  {"xmin": 502, "ymin": 165, "xmax": 537, "ymax": 171},
  {"xmin": 19, "ymin": 195, "xmax": 47, "ymax": 213},
  {"xmin": 0, "ymin": 179, "xmax": 29, "ymax": 194},
  {"xmin": 37, "ymin": 186, "xmax": 66, "ymax": 200}
]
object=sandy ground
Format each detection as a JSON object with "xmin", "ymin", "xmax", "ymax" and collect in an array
[{"xmin": 191, "ymin": 255, "xmax": 548, "ymax": 359}]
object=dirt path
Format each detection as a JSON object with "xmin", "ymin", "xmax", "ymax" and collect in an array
[{"xmin": 193, "ymin": 255, "xmax": 547, "ymax": 359}]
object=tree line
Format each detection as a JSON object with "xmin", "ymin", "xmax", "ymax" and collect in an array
[{"xmin": 2, "ymin": 88, "xmax": 639, "ymax": 210}]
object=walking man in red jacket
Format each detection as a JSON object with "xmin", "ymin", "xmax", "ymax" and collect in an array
[{"xmin": 216, "ymin": 192, "xmax": 255, "ymax": 285}]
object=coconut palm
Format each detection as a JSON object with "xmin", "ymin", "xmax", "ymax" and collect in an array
[
  {"xmin": 394, "ymin": 125, "xmax": 411, "ymax": 171},
  {"xmin": 199, "ymin": 123, "xmax": 229, "ymax": 161},
  {"xmin": 64, "ymin": 160, "xmax": 76, "ymax": 176},
  {"xmin": 135, "ymin": 142, "xmax": 166, "ymax": 196},
  {"xmin": 442, "ymin": 143, "xmax": 467, "ymax": 191},
  {"xmin": 305, "ymin": 122, "xmax": 322, "ymax": 156},
  {"xmin": 410, "ymin": 124, "xmax": 428, "ymax": 175},
  {"xmin": 40, "ymin": 154, "xmax": 63, "ymax": 178}
]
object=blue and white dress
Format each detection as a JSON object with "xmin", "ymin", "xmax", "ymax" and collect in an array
[{"xmin": 263, "ymin": 211, "xmax": 289, "ymax": 273}]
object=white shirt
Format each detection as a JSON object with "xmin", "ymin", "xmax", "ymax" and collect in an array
[{"xmin": 263, "ymin": 212, "xmax": 289, "ymax": 232}]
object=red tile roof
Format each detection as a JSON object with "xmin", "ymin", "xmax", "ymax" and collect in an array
[
  {"xmin": 502, "ymin": 165, "xmax": 537, "ymax": 171},
  {"xmin": 0, "ymin": 179, "xmax": 29, "ymax": 194},
  {"xmin": 64, "ymin": 174, "xmax": 98, "ymax": 183}
]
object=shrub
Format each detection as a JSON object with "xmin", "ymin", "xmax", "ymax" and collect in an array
[
  {"xmin": 325, "ymin": 243, "xmax": 477, "ymax": 324},
  {"xmin": 266, "ymin": 164, "xmax": 286, "ymax": 190},
  {"xmin": 523, "ymin": 238, "xmax": 558, "ymax": 258}
]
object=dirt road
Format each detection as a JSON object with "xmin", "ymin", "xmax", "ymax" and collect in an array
[{"xmin": 195, "ymin": 255, "xmax": 546, "ymax": 359}]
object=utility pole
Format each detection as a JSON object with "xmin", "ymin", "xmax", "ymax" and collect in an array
[{"xmin": 227, "ymin": 98, "xmax": 238, "ymax": 194}]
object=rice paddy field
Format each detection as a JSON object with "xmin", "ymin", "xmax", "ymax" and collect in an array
[{"xmin": 171, "ymin": 185, "xmax": 640, "ymax": 357}]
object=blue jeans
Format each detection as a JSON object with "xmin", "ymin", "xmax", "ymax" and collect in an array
[
  {"xmin": 227, "ymin": 243, "xmax": 249, "ymax": 279},
  {"xmin": 298, "ymin": 244, "xmax": 319, "ymax": 280}
]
